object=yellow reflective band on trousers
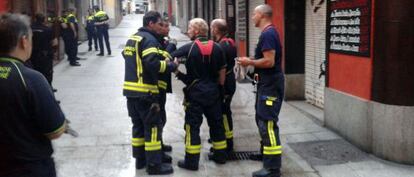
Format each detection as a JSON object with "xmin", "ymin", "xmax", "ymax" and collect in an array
[
  {"xmin": 159, "ymin": 60, "xmax": 166, "ymax": 73},
  {"xmin": 123, "ymin": 81, "xmax": 159, "ymax": 94},
  {"xmin": 132, "ymin": 138, "xmax": 145, "ymax": 147},
  {"xmin": 185, "ymin": 124, "xmax": 201, "ymax": 154},
  {"xmin": 263, "ymin": 121, "xmax": 282, "ymax": 155},
  {"xmin": 145, "ymin": 127, "xmax": 161, "ymax": 151},
  {"xmin": 142, "ymin": 47, "xmax": 158, "ymax": 57},
  {"xmin": 212, "ymin": 140, "xmax": 227, "ymax": 150},
  {"xmin": 158, "ymin": 80, "xmax": 167, "ymax": 90},
  {"xmin": 223, "ymin": 115, "xmax": 233, "ymax": 139},
  {"xmin": 263, "ymin": 145, "xmax": 282, "ymax": 155}
]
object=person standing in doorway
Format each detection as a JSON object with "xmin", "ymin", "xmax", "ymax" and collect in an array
[{"xmin": 86, "ymin": 9, "xmax": 98, "ymax": 52}]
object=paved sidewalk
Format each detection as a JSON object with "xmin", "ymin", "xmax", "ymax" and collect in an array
[{"xmin": 51, "ymin": 14, "xmax": 414, "ymax": 177}]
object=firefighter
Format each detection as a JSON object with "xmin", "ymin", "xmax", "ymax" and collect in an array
[
  {"xmin": 86, "ymin": 9, "xmax": 98, "ymax": 52},
  {"xmin": 60, "ymin": 10, "xmax": 80, "ymax": 66},
  {"xmin": 237, "ymin": 5, "xmax": 284, "ymax": 177},
  {"xmin": 170, "ymin": 18, "xmax": 227, "ymax": 171},
  {"xmin": 122, "ymin": 11, "xmax": 177, "ymax": 175},
  {"xmin": 29, "ymin": 13, "xmax": 58, "ymax": 87},
  {"xmin": 93, "ymin": 6, "xmax": 111, "ymax": 56},
  {"xmin": 210, "ymin": 19, "xmax": 237, "ymax": 152},
  {"xmin": 157, "ymin": 19, "xmax": 176, "ymax": 153}
]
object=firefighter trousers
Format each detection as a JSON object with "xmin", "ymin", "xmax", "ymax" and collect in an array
[
  {"xmin": 183, "ymin": 100, "xmax": 227, "ymax": 164},
  {"xmin": 222, "ymin": 93, "xmax": 234, "ymax": 150},
  {"xmin": 127, "ymin": 97, "xmax": 163, "ymax": 166}
]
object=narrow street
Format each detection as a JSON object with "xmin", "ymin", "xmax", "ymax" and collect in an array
[{"xmin": 51, "ymin": 14, "xmax": 414, "ymax": 177}]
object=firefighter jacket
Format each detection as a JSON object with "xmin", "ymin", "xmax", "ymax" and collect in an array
[{"xmin": 122, "ymin": 27, "xmax": 174, "ymax": 97}]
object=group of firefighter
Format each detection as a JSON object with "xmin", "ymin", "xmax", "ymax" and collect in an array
[{"xmin": 123, "ymin": 4, "xmax": 284, "ymax": 177}]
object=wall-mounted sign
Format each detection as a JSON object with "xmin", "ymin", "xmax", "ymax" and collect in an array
[
  {"xmin": 328, "ymin": 0, "xmax": 371, "ymax": 56},
  {"xmin": 237, "ymin": 0, "xmax": 247, "ymax": 40}
]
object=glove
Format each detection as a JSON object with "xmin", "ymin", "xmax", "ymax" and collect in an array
[{"xmin": 166, "ymin": 61, "xmax": 178, "ymax": 73}]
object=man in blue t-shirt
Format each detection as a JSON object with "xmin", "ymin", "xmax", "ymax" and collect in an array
[
  {"xmin": 237, "ymin": 4, "xmax": 284, "ymax": 177},
  {"xmin": 0, "ymin": 13, "xmax": 66, "ymax": 177}
]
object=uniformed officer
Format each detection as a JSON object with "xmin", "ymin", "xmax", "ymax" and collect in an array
[
  {"xmin": 122, "ymin": 11, "xmax": 177, "ymax": 175},
  {"xmin": 93, "ymin": 6, "xmax": 111, "ymax": 56},
  {"xmin": 211, "ymin": 19, "xmax": 237, "ymax": 152},
  {"xmin": 0, "ymin": 13, "xmax": 66, "ymax": 177},
  {"xmin": 66, "ymin": 8, "xmax": 81, "ymax": 62},
  {"xmin": 157, "ymin": 19, "xmax": 177, "ymax": 153},
  {"xmin": 86, "ymin": 9, "xmax": 98, "ymax": 51},
  {"xmin": 29, "ymin": 13, "xmax": 58, "ymax": 87},
  {"xmin": 237, "ymin": 5, "xmax": 284, "ymax": 177},
  {"xmin": 170, "ymin": 18, "xmax": 228, "ymax": 171},
  {"xmin": 60, "ymin": 10, "xmax": 80, "ymax": 66}
]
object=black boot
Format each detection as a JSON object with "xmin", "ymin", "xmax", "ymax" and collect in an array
[
  {"xmin": 162, "ymin": 153, "xmax": 172, "ymax": 163},
  {"xmin": 208, "ymin": 150, "xmax": 227, "ymax": 164},
  {"xmin": 146, "ymin": 163, "xmax": 173, "ymax": 175},
  {"xmin": 252, "ymin": 168, "xmax": 280, "ymax": 177},
  {"xmin": 162, "ymin": 144, "xmax": 172, "ymax": 152},
  {"xmin": 135, "ymin": 159, "xmax": 146, "ymax": 170},
  {"xmin": 88, "ymin": 46, "xmax": 92, "ymax": 51},
  {"xmin": 177, "ymin": 160, "xmax": 198, "ymax": 171}
]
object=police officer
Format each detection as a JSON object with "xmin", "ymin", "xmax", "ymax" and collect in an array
[
  {"xmin": 157, "ymin": 19, "xmax": 176, "ymax": 153},
  {"xmin": 211, "ymin": 19, "xmax": 237, "ymax": 152},
  {"xmin": 237, "ymin": 5, "xmax": 284, "ymax": 177},
  {"xmin": 86, "ymin": 9, "xmax": 98, "ymax": 51},
  {"xmin": 122, "ymin": 11, "xmax": 177, "ymax": 175},
  {"xmin": 60, "ymin": 10, "xmax": 80, "ymax": 66},
  {"xmin": 171, "ymin": 18, "xmax": 227, "ymax": 171},
  {"xmin": 66, "ymin": 8, "xmax": 82, "ymax": 61},
  {"xmin": 0, "ymin": 13, "xmax": 66, "ymax": 177},
  {"xmin": 29, "ymin": 13, "xmax": 57, "ymax": 87},
  {"xmin": 94, "ymin": 6, "xmax": 111, "ymax": 56}
]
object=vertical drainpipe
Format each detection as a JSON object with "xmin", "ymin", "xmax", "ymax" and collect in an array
[{"xmin": 168, "ymin": 0, "xmax": 172, "ymax": 22}]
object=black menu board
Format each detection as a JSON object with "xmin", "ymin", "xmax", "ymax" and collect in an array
[{"xmin": 328, "ymin": 0, "xmax": 371, "ymax": 56}]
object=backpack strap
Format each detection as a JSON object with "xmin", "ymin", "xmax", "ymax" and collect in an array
[
  {"xmin": 220, "ymin": 37, "xmax": 235, "ymax": 47},
  {"xmin": 194, "ymin": 39, "xmax": 214, "ymax": 56}
]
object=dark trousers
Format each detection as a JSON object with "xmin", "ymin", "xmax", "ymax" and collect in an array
[
  {"xmin": 222, "ymin": 93, "xmax": 234, "ymax": 150},
  {"xmin": 96, "ymin": 26, "xmax": 111, "ymax": 54},
  {"xmin": 31, "ymin": 51, "xmax": 53, "ymax": 85},
  {"xmin": 87, "ymin": 29, "xmax": 98, "ymax": 50},
  {"xmin": 5, "ymin": 158, "xmax": 56, "ymax": 177},
  {"xmin": 63, "ymin": 35, "xmax": 77, "ymax": 63},
  {"xmin": 127, "ymin": 97, "xmax": 163, "ymax": 166},
  {"xmin": 255, "ymin": 80, "xmax": 284, "ymax": 170},
  {"xmin": 183, "ymin": 98, "xmax": 227, "ymax": 165},
  {"xmin": 159, "ymin": 90, "xmax": 167, "ymax": 146}
]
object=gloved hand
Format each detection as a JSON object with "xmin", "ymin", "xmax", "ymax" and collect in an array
[
  {"xmin": 167, "ymin": 60, "xmax": 178, "ymax": 73},
  {"xmin": 144, "ymin": 103, "xmax": 160, "ymax": 125}
]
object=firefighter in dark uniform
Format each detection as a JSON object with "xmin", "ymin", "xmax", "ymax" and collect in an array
[
  {"xmin": 211, "ymin": 19, "xmax": 237, "ymax": 152},
  {"xmin": 0, "ymin": 13, "xmax": 66, "ymax": 177},
  {"xmin": 157, "ymin": 19, "xmax": 177, "ymax": 153},
  {"xmin": 93, "ymin": 6, "xmax": 111, "ymax": 56},
  {"xmin": 170, "ymin": 18, "xmax": 227, "ymax": 171},
  {"xmin": 237, "ymin": 5, "xmax": 284, "ymax": 177},
  {"xmin": 60, "ymin": 10, "xmax": 80, "ymax": 66},
  {"xmin": 86, "ymin": 10, "xmax": 98, "ymax": 51},
  {"xmin": 122, "ymin": 11, "xmax": 177, "ymax": 175},
  {"xmin": 29, "ymin": 13, "xmax": 58, "ymax": 87}
]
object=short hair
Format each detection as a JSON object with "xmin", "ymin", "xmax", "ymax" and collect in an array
[
  {"xmin": 93, "ymin": 6, "xmax": 100, "ymax": 11},
  {"xmin": 255, "ymin": 4, "xmax": 273, "ymax": 17},
  {"xmin": 0, "ymin": 13, "xmax": 31, "ymax": 54},
  {"xmin": 34, "ymin": 13, "xmax": 45, "ymax": 24},
  {"xmin": 189, "ymin": 18, "xmax": 209, "ymax": 35},
  {"xmin": 211, "ymin": 19, "xmax": 228, "ymax": 35},
  {"xmin": 143, "ymin": 11, "xmax": 161, "ymax": 27}
]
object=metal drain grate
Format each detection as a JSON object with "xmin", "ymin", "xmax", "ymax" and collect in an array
[{"xmin": 207, "ymin": 151, "xmax": 260, "ymax": 161}]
